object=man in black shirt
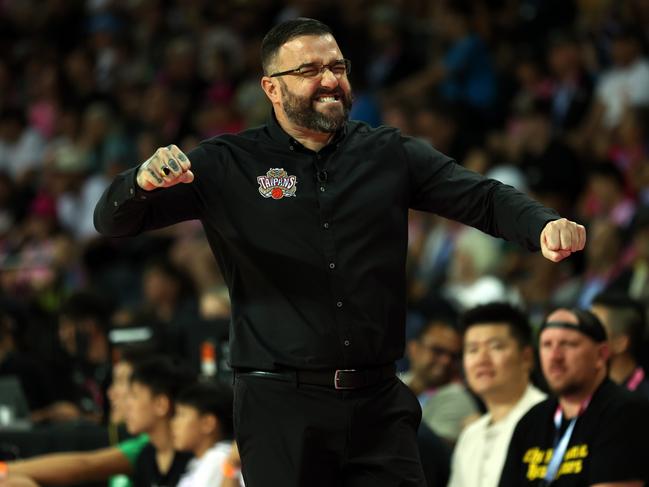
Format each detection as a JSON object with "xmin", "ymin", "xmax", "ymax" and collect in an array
[
  {"xmin": 499, "ymin": 308, "xmax": 649, "ymax": 486},
  {"xmin": 95, "ymin": 18, "xmax": 586, "ymax": 487}
]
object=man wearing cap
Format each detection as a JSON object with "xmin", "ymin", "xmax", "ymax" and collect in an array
[{"xmin": 499, "ymin": 308, "xmax": 649, "ymax": 487}]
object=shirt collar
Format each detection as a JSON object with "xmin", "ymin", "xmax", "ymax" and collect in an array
[{"xmin": 266, "ymin": 109, "xmax": 347, "ymax": 152}]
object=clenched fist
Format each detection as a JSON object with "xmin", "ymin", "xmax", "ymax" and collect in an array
[
  {"xmin": 136, "ymin": 144, "xmax": 194, "ymax": 191},
  {"xmin": 540, "ymin": 218, "xmax": 586, "ymax": 262}
]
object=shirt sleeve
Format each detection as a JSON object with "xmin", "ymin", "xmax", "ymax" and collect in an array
[
  {"xmin": 93, "ymin": 144, "xmax": 213, "ymax": 237},
  {"xmin": 403, "ymin": 135, "xmax": 560, "ymax": 251},
  {"xmin": 117, "ymin": 434, "xmax": 150, "ymax": 466}
]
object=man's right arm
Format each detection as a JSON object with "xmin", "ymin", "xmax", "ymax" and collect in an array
[
  {"xmin": 94, "ymin": 144, "xmax": 201, "ymax": 237},
  {"xmin": 7, "ymin": 447, "xmax": 132, "ymax": 485}
]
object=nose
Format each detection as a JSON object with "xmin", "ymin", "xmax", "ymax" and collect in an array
[
  {"xmin": 545, "ymin": 343, "xmax": 564, "ymax": 362},
  {"xmin": 472, "ymin": 346, "xmax": 491, "ymax": 366},
  {"xmin": 320, "ymin": 68, "xmax": 339, "ymax": 88}
]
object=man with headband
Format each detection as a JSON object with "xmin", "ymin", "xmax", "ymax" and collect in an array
[{"xmin": 499, "ymin": 308, "xmax": 649, "ymax": 486}]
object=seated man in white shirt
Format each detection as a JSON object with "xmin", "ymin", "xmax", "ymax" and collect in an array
[{"xmin": 448, "ymin": 302, "xmax": 546, "ymax": 487}]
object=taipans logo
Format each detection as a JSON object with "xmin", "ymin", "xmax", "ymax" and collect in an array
[{"xmin": 257, "ymin": 168, "xmax": 297, "ymax": 200}]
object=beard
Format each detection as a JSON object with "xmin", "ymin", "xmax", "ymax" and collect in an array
[
  {"xmin": 548, "ymin": 380, "xmax": 584, "ymax": 397},
  {"xmin": 280, "ymin": 81, "xmax": 353, "ymax": 133}
]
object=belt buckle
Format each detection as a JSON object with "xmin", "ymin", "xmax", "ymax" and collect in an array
[{"xmin": 334, "ymin": 369, "xmax": 357, "ymax": 390}]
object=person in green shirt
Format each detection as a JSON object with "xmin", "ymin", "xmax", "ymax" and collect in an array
[{"xmin": 1, "ymin": 348, "xmax": 152, "ymax": 486}]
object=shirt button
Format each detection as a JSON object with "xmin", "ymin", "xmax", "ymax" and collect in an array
[
  {"xmin": 113, "ymin": 201, "xmax": 118, "ymax": 207},
  {"xmin": 289, "ymin": 146, "xmax": 294, "ymax": 151},
  {"xmin": 320, "ymin": 186, "xmax": 326, "ymax": 192},
  {"xmin": 336, "ymin": 301, "xmax": 343, "ymax": 308},
  {"xmin": 323, "ymin": 222, "xmax": 329, "ymax": 229},
  {"xmin": 329, "ymin": 262, "xmax": 335, "ymax": 269},
  {"xmin": 129, "ymin": 187, "xmax": 134, "ymax": 195},
  {"xmin": 344, "ymin": 340, "xmax": 350, "ymax": 347}
]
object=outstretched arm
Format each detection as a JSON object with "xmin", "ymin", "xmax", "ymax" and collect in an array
[
  {"xmin": 0, "ymin": 474, "xmax": 41, "ymax": 487},
  {"xmin": 5, "ymin": 447, "xmax": 132, "ymax": 485}
]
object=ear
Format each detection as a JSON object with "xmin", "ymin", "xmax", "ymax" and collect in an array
[
  {"xmin": 261, "ymin": 76, "xmax": 281, "ymax": 105},
  {"xmin": 521, "ymin": 345, "xmax": 534, "ymax": 373},
  {"xmin": 596, "ymin": 342, "xmax": 610, "ymax": 368}
]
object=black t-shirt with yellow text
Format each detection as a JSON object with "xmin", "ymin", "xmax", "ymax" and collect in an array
[{"xmin": 499, "ymin": 379, "xmax": 649, "ymax": 486}]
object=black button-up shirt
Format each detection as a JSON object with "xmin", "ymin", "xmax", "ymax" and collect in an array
[{"xmin": 94, "ymin": 114, "xmax": 559, "ymax": 370}]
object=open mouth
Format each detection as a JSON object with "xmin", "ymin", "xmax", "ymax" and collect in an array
[
  {"xmin": 314, "ymin": 93, "xmax": 342, "ymax": 104},
  {"xmin": 475, "ymin": 369, "xmax": 495, "ymax": 378}
]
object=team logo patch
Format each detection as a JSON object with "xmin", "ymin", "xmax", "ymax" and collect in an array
[{"xmin": 257, "ymin": 168, "xmax": 297, "ymax": 200}]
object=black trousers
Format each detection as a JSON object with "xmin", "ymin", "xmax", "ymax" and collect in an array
[{"xmin": 233, "ymin": 373, "xmax": 427, "ymax": 487}]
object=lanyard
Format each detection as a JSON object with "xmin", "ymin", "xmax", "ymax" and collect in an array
[
  {"xmin": 543, "ymin": 398, "xmax": 591, "ymax": 484},
  {"xmin": 626, "ymin": 367, "xmax": 645, "ymax": 392}
]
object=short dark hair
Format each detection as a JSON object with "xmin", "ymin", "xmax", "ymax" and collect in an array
[
  {"xmin": 130, "ymin": 356, "xmax": 196, "ymax": 403},
  {"xmin": 115, "ymin": 344, "xmax": 156, "ymax": 368},
  {"xmin": 412, "ymin": 315, "xmax": 458, "ymax": 341},
  {"xmin": 592, "ymin": 292, "xmax": 646, "ymax": 359},
  {"xmin": 176, "ymin": 381, "xmax": 235, "ymax": 440},
  {"xmin": 261, "ymin": 18, "xmax": 333, "ymax": 75},
  {"xmin": 459, "ymin": 302, "xmax": 532, "ymax": 348}
]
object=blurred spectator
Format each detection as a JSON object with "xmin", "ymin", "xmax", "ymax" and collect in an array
[
  {"xmin": 500, "ymin": 308, "xmax": 649, "ymax": 486},
  {"xmin": 443, "ymin": 227, "xmax": 518, "ymax": 311},
  {"xmin": 4, "ymin": 348, "xmax": 150, "ymax": 487},
  {"xmin": 128, "ymin": 356, "xmax": 194, "ymax": 487},
  {"xmin": 78, "ymin": 103, "xmax": 135, "ymax": 175},
  {"xmin": 47, "ymin": 290, "xmax": 113, "ymax": 423},
  {"xmin": 591, "ymin": 292, "xmax": 649, "ymax": 397},
  {"xmin": 608, "ymin": 205, "xmax": 649, "ymax": 304},
  {"xmin": 580, "ymin": 162, "xmax": 635, "ymax": 228},
  {"xmin": 172, "ymin": 381, "xmax": 239, "ymax": 487},
  {"xmin": 123, "ymin": 257, "xmax": 200, "ymax": 343},
  {"xmin": 609, "ymin": 106, "xmax": 649, "ymax": 200},
  {"xmin": 362, "ymin": 4, "xmax": 423, "ymax": 91},
  {"xmin": 169, "ymin": 234, "xmax": 230, "ymax": 320},
  {"xmin": 396, "ymin": 0, "xmax": 496, "ymax": 144},
  {"xmin": 0, "ymin": 308, "xmax": 55, "ymax": 418},
  {"xmin": 495, "ymin": 98, "xmax": 585, "ymax": 214},
  {"xmin": 401, "ymin": 317, "xmax": 478, "ymax": 444},
  {"xmin": 449, "ymin": 303, "xmax": 545, "ymax": 487},
  {"xmin": 546, "ymin": 31, "xmax": 594, "ymax": 136},
  {"xmin": 579, "ymin": 24, "xmax": 649, "ymax": 149},
  {"xmin": 47, "ymin": 142, "xmax": 108, "ymax": 241},
  {"xmin": 0, "ymin": 108, "xmax": 45, "ymax": 186}
]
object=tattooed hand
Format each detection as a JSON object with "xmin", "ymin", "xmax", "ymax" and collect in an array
[{"xmin": 136, "ymin": 144, "xmax": 194, "ymax": 191}]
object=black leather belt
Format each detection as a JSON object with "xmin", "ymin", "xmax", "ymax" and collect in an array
[{"xmin": 236, "ymin": 364, "xmax": 396, "ymax": 390}]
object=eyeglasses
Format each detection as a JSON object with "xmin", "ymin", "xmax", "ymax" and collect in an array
[{"xmin": 269, "ymin": 59, "xmax": 351, "ymax": 79}]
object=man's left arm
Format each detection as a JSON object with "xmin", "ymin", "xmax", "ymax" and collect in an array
[{"xmin": 403, "ymin": 136, "xmax": 585, "ymax": 261}]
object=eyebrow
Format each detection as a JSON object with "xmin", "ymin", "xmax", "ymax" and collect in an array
[
  {"xmin": 465, "ymin": 336, "xmax": 508, "ymax": 346},
  {"xmin": 299, "ymin": 58, "xmax": 345, "ymax": 67}
]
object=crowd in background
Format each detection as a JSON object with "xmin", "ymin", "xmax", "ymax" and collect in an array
[{"xmin": 1, "ymin": 0, "xmax": 649, "ymax": 474}]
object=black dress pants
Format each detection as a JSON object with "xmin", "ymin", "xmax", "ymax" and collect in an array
[{"xmin": 233, "ymin": 373, "xmax": 426, "ymax": 487}]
